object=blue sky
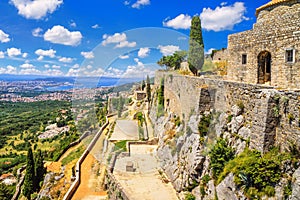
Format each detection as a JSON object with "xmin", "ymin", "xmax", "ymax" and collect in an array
[{"xmin": 0, "ymin": 0, "xmax": 269, "ymax": 77}]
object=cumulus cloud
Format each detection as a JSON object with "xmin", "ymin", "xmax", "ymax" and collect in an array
[
  {"xmin": 20, "ymin": 63, "xmax": 35, "ymax": 69},
  {"xmin": 200, "ymin": 2, "xmax": 248, "ymax": 31},
  {"xmin": 66, "ymin": 68, "xmax": 79, "ymax": 76},
  {"xmin": 119, "ymin": 55, "xmax": 129, "ymax": 59},
  {"xmin": 0, "ymin": 30, "xmax": 10, "ymax": 43},
  {"xmin": 44, "ymin": 69, "xmax": 64, "ymax": 76},
  {"xmin": 205, "ymin": 48, "xmax": 216, "ymax": 55},
  {"xmin": 0, "ymin": 51, "xmax": 4, "ymax": 58},
  {"xmin": 59, "ymin": 57, "xmax": 74, "ymax": 63},
  {"xmin": 157, "ymin": 45, "xmax": 180, "ymax": 56},
  {"xmin": 35, "ymin": 49, "xmax": 56, "ymax": 59},
  {"xmin": 0, "ymin": 65, "xmax": 17, "ymax": 74},
  {"xmin": 7, "ymin": 48, "xmax": 22, "ymax": 57},
  {"xmin": 10, "ymin": 0, "xmax": 63, "ymax": 20},
  {"xmin": 138, "ymin": 47, "xmax": 150, "ymax": 58},
  {"xmin": 52, "ymin": 65, "xmax": 60, "ymax": 69},
  {"xmin": 163, "ymin": 14, "xmax": 192, "ymax": 30},
  {"xmin": 92, "ymin": 24, "xmax": 100, "ymax": 29},
  {"xmin": 20, "ymin": 68, "xmax": 41, "ymax": 75},
  {"xmin": 81, "ymin": 51, "xmax": 94, "ymax": 59},
  {"xmin": 22, "ymin": 53, "xmax": 28, "ymax": 58},
  {"xmin": 70, "ymin": 21, "xmax": 76, "ymax": 28},
  {"xmin": 102, "ymin": 33, "xmax": 136, "ymax": 48},
  {"xmin": 123, "ymin": 58, "xmax": 154, "ymax": 78},
  {"xmin": 44, "ymin": 25, "xmax": 82, "ymax": 46},
  {"xmin": 132, "ymin": 0, "xmax": 150, "ymax": 9},
  {"xmin": 32, "ymin": 27, "xmax": 43, "ymax": 37}
]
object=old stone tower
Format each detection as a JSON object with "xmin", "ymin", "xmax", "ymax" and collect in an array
[{"xmin": 227, "ymin": 0, "xmax": 300, "ymax": 89}]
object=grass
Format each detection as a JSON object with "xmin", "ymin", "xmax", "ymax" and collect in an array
[
  {"xmin": 113, "ymin": 140, "xmax": 127, "ymax": 152},
  {"xmin": 202, "ymin": 59, "xmax": 216, "ymax": 72},
  {"xmin": 61, "ymin": 145, "xmax": 85, "ymax": 166}
]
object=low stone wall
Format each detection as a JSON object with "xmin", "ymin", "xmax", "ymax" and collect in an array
[
  {"xmin": 154, "ymin": 71, "xmax": 300, "ymax": 152},
  {"xmin": 105, "ymin": 172, "xmax": 130, "ymax": 200},
  {"xmin": 63, "ymin": 119, "xmax": 109, "ymax": 200}
]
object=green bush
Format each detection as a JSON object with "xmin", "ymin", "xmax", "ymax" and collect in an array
[
  {"xmin": 185, "ymin": 193, "xmax": 196, "ymax": 200},
  {"xmin": 198, "ymin": 114, "xmax": 212, "ymax": 137},
  {"xmin": 209, "ymin": 138, "xmax": 235, "ymax": 179}
]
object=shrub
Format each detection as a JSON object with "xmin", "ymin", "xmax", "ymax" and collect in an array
[
  {"xmin": 209, "ymin": 138, "xmax": 235, "ymax": 179},
  {"xmin": 198, "ymin": 114, "xmax": 212, "ymax": 137},
  {"xmin": 185, "ymin": 193, "xmax": 196, "ymax": 200}
]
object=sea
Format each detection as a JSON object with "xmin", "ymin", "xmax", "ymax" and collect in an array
[{"xmin": 0, "ymin": 74, "xmax": 142, "ymax": 91}]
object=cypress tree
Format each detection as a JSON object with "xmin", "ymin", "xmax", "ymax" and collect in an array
[
  {"xmin": 146, "ymin": 75, "xmax": 151, "ymax": 103},
  {"xmin": 23, "ymin": 147, "xmax": 35, "ymax": 200},
  {"xmin": 141, "ymin": 80, "xmax": 146, "ymax": 90},
  {"xmin": 35, "ymin": 149, "xmax": 45, "ymax": 191},
  {"xmin": 188, "ymin": 16, "xmax": 204, "ymax": 75}
]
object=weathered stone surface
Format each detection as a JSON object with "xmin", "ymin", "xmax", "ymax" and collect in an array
[
  {"xmin": 229, "ymin": 115, "xmax": 244, "ymax": 134},
  {"xmin": 232, "ymin": 105, "xmax": 242, "ymax": 117},
  {"xmin": 216, "ymin": 173, "xmax": 240, "ymax": 200},
  {"xmin": 188, "ymin": 115, "xmax": 200, "ymax": 134},
  {"xmin": 238, "ymin": 126, "xmax": 251, "ymax": 140},
  {"xmin": 291, "ymin": 167, "xmax": 300, "ymax": 200}
]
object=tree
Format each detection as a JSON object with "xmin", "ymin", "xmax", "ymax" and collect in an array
[
  {"xmin": 188, "ymin": 16, "xmax": 204, "ymax": 75},
  {"xmin": 141, "ymin": 80, "xmax": 146, "ymax": 90},
  {"xmin": 23, "ymin": 147, "xmax": 35, "ymax": 200},
  {"xmin": 35, "ymin": 149, "xmax": 46, "ymax": 191},
  {"xmin": 157, "ymin": 51, "xmax": 187, "ymax": 70},
  {"xmin": 146, "ymin": 75, "xmax": 151, "ymax": 103},
  {"xmin": 0, "ymin": 184, "xmax": 13, "ymax": 200},
  {"xmin": 117, "ymin": 96, "xmax": 124, "ymax": 118}
]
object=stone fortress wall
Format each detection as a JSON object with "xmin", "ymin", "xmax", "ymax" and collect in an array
[
  {"xmin": 227, "ymin": 2, "xmax": 300, "ymax": 89},
  {"xmin": 155, "ymin": 71, "xmax": 300, "ymax": 153}
]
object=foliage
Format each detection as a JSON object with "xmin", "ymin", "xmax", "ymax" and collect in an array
[
  {"xmin": 146, "ymin": 75, "xmax": 151, "ymax": 103},
  {"xmin": 215, "ymin": 60, "xmax": 228, "ymax": 76},
  {"xmin": 141, "ymin": 80, "xmax": 146, "ymax": 90},
  {"xmin": 188, "ymin": 16, "xmax": 204, "ymax": 75},
  {"xmin": 23, "ymin": 148, "xmax": 35, "ymax": 200},
  {"xmin": 135, "ymin": 112, "xmax": 145, "ymax": 126},
  {"xmin": 157, "ymin": 78, "xmax": 164, "ymax": 117},
  {"xmin": 0, "ymin": 183, "xmax": 13, "ymax": 200},
  {"xmin": 61, "ymin": 145, "xmax": 85, "ymax": 166},
  {"xmin": 236, "ymin": 100, "xmax": 245, "ymax": 113},
  {"xmin": 218, "ymin": 148, "xmax": 285, "ymax": 198},
  {"xmin": 175, "ymin": 116, "xmax": 181, "ymax": 127},
  {"xmin": 113, "ymin": 140, "xmax": 127, "ymax": 152},
  {"xmin": 157, "ymin": 51, "xmax": 187, "ymax": 70},
  {"xmin": 209, "ymin": 139, "xmax": 235, "ymax": 179},
  {"xmin": 198, "ymin": 114, "xmax": 212, "ymax": 137},
  {"xmin": 35, "ymin": 149, "xmax": 46, "ymax": 191},
  {"xmin": 202, "ymin": 59, "xmax": 216, "ymax": 73},
  {"xmin": 185, "ymin": 193, "xmax": 196, "ymax": 200}
]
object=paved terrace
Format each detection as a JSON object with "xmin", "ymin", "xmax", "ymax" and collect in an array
[
  {"xmin": 109, "ymin": 120, "xmax": 139, "ymax": 141},
  {"xmin": 113, "ymin": 144, "xmax": 178, "ymax": 200}
]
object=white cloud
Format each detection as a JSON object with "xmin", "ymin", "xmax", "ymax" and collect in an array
[
  {"xmin": 70, "ymin": 22, "xmax": 76, "ymax": 28},
  {"xmin": 0, "ymin": 51, "xmax": 4, "ymax": 58},
  {"xmin": 52, "ymin": 65, "xmax": 60, "ymax": 69},
  {"xmin": 200, "ymin": 2, "xmax": 248, "ymax": 31},
  {"xmin": 123, "ymin": 58, "xmax": 154, "ymax": 78},
  {"xmin": 20, "ymin": 63, "xmax": 35, "ymax": 69},
  {"xmin": 44, "ymin": 64, "xmax": 50, "ymax": 68},
  {"xmin": 132, "ymin": 0, "xmax": 150, "ymax": 9},
  {"xmin": 81, "ymin": 51, "xmax": 94, "ymax": 59},
  {"xmin": 86, "ymin": 65, "xmax": 93, "ymax": 69},
  {"xmin": 124, "ymin": 1, "xmax": 130, "ymax": 6},
  {"xmin": 0, "ymin": 65, "xmax": 17, "ymax": 74},
  {"xmin": 0, "ymin": 30, "xmax": 10, "ymax": 43},
  {"xmin": 59, "ymin": 57, "xmax": 74, "ymax": 63},
  {"xmin": 20, "ymin": 68, "xmax": 41, "ymax": 75},
  {"xmin": 115, "ymin": 41, "xmax": 136, "ymax": 48},
  {"xmin": 10, "ymin": 0, "xmax": 63, "ymax": 20},
  {"xmin": 92, "ymin": 24, "xmax": 100, "ymax": 29},
  {"xmin": 163, "ymin": 14, "xmax": 192, "ymax": 30},
  {"xmin": 138, "ymin": 47, "xmax": 150, "ymax": 58},
  {"xmin": 205, "ymin": 48, "xmax": 216, "ymax": 55},
  {"xmin": 37, "ymin": 56, "xmax": 43, "ymax": 61},
  {"xmin": 102, "ymin": 33, "xmax": 136, "ymax": 48},
  {"xmin": 119, "ymin": 55, "xmax": 129, "ymax": 59},
  {"xmin": 7, "ymin": 48, "xmax": 22, "ymax": 57},
  {"xmin": 157, "ymin": 45, "xmax": 180, "ymax": 56},
  {"xmin": 66, "ymin": 68, "xmax": 80, "ymax": 76},
  {"xmin": 44, "ymin": 69, "xmax": 64, "ymax": 76},
  {"xmin": 35, "ymin": 49, "xmax": 56, "ymax": 58},
  {"xmin": 22, "ymin": 53, "xmax": 28, "ymax": 58},
  {"xmin": 44, "ymin": 25, "xmax": 82, "ymax": 46},
  {"xmin": 32, "ymin": 27, "xmax": 43, "ymax": 37},
  {"xmin": 71, "ymin": 64, "xmax": 80, "ymax": 69}
]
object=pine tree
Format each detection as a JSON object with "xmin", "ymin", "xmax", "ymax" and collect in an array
[
  {"xmin": 188, "ymin": 16, "xmax": 204, "ymax": 75},
  {"xmin": 23, "ymin": 147, "xmax": 35, "ymax": 200},
  {"xmin": 146, "ymin": 75, "xmax": 151, "ymax": 103},
  {"xmin": 35, "ymin": 149, "xmax": 45, "ymax": 191},
  {"xmin": 141, "ymin": 80, "xmax": 146, "ymax": 91}
]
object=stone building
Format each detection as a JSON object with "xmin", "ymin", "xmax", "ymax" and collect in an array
[{"xmin": 227, "ymin": 0, "xmax": 300, "ymax": 89}]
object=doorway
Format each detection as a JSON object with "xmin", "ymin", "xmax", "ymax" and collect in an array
[{"xmin": 257, "ymin": 51, "xmax": 271, "ymax": 84}]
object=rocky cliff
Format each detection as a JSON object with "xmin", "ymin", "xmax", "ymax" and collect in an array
[{"xmin": 149, "ymin": 71, "xmax": 300, "ymax": 199}]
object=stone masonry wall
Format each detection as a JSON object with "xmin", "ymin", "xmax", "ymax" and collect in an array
[
  {"xmin": 227, "ymin": 3, "xmax": 300, "ymax": 89},
  {"xmin": 155, "ymin": 71, "xmax": 300, "ymax": 152}
]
